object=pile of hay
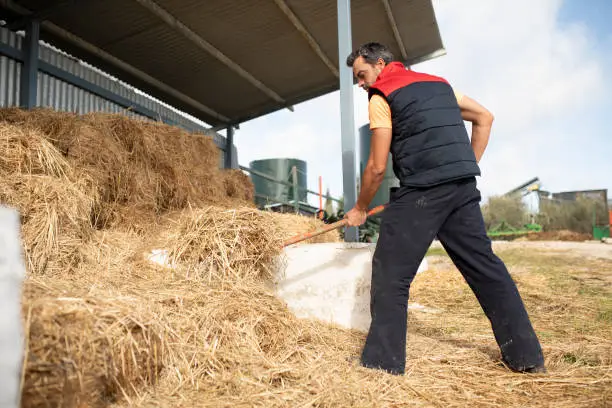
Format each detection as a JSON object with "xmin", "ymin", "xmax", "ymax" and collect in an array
[
  {"xmin": 0, "ymin": 123, "xmax": 98, "ymax": 275},
  {"xmin": 52, "ymin": 227, "xmax": 609, "ymax": 408},
  {"xmin": 19, "ymin": 205, "xmax": 340, "ymax": 407},
  {"xmin": 22, "ymin": 279, "xmax": 165, "ymax": 407},
  {"xmin": 0, "ymin": 107, "xmax": 257, "ymax": 229},
  {"xmin": 0, "ymin": 107, "xmax": 280, "ymax": 274},
  {"xmin": 7, "ymin": 108, "xmax": 608, "ymax": 407},
  {"xmin": 223, "ymin": 169, "xmax": 255, "ymax": 202},
  {"xmin": 0, "ymin": 108, "xmax": 340, "ymax": 407}
]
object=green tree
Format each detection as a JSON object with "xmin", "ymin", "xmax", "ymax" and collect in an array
[
  {"xmin": 481, "ymin": 195, "xmax": 528, "ymax": 230},
  {"xmin": 538, "ymin": 196, "xmax": 607, "ymax": 234}
]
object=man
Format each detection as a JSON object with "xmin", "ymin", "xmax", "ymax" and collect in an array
[{"xmin": 344, "ymin": 42, "xmax": 545, "ymax": 375}]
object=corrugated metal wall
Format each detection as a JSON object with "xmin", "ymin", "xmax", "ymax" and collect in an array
[
  {"xmin": 0, "ymin": 26, "xmax": 237, "ymax": 168},
  {"xmin": 0, "ymin": 28, "xmax": 20, "ymax": 107}
]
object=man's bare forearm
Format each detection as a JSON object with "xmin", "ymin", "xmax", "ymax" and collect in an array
[
  {"xmin": 458, "ymin": 94, "xmax": 494, "ymax": 163},
  {"xmin": 471, "ymin": 122, "xmax": 492, "ymax": 163},
  {"xmin": 356, "ymin": 165, "xmax": 385, "ymax": 210}
]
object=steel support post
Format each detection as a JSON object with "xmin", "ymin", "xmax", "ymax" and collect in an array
[
  {"xmin": 224, "ymin": 125, "xmax": 235, "ymax": 169},
  {"xmin": 292, "ymin": 165, "xmax": 299, "ymax": 213},
  {"xmin": 337, "ymin": 0, "xmax": 359, "ymax": 242},
  {"xmin": 19, "ymin": 19, "xmax": 40, "ymax": 109}
]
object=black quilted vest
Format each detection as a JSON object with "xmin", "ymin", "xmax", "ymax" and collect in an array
[{"xmin": 368, "ymin": 62, "xmax": 480, "ymax": 187}]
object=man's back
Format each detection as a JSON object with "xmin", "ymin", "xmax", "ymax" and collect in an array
[{"xmin": 367, "ymin": 62, "xmax": 480, "ymax": 187}]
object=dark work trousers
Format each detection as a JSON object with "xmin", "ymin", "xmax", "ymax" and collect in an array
[{"xmin": 360, "ymin": 177, "xmax": 544, "ymax": 374}]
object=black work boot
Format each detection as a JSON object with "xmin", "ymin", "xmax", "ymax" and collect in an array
[{"xmin": 502, "ymin": 357, "xmax": 547, "ymax": 374}]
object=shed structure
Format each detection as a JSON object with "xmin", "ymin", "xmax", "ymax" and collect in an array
[{"xmin": 0, "ymin": 0, "xmax": 446, "ymax": 241}]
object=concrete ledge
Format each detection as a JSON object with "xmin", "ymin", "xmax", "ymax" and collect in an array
[
  {"xmin": 0, "ymin": 206, "xmax": 25, "ymax": 408},
  {"xmin": 273, "ymin": 243, "xmax": 429, "ymax": 332}
]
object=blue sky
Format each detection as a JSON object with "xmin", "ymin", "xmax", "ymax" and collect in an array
[
  {"xmin": 555, "ymin": 0, "xmax": 612, "ymax": 192},
  {"xmin": 559, "ymin": 0, "xmax": 612, "ymax": 38},
  {"xmin": 231, "ymin": 0, "xmax": 611, "ymax": 207}
]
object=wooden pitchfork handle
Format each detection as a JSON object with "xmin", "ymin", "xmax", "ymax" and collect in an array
[{"xmin": 282, "ymin": 205, "xmax": 386, "ymax": 247}]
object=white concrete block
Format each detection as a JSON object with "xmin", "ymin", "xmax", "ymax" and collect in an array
[
  {"xmin": 0, "ymin": 206, "xmax": 26, "ymax": 408},
  {"xmin": 273, "ymin": 243, "xmax": 429, "ymax": 332}
]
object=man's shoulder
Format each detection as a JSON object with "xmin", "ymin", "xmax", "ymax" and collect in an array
[
  {"xmin": 409, "ymin": 70, "xmax": 463, "ymax": 102},
  {"xmin": 368, "ymin": 93, "xmax": 390, "ymax": 111},
  {"xmin": 407, "ymin": 69, "xmax": 449, "ymax": 85},
  {"xmin": 373, "ymin": 69, "xmax": 450, "ymax": 96},
  {"xmin": 368, "ymin": 93, "xmax": 388, "ymax": 103}
]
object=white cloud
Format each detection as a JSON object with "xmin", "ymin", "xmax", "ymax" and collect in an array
[
  {"xmin": 234, "ymin": 0, "xmax": 611, "ymax": 208},
  {"xmin": 418, "ymin": 0, "xmax": 608, "ymax": 198}
]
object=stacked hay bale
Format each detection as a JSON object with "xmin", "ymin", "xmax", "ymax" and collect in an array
[
  {"xmin": 0, "ymin": 108, "xmax": 338, "ymax": 407},
  {"xmin": 0, "ymin": 108, "xmax": 255, "ymax": 229}
]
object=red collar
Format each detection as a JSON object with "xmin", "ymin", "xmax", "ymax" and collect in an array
[{"xmin": 376, "ymin": 62, "xmax": 408, "ymax": 81}]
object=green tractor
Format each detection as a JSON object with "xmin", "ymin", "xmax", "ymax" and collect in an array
[
  {"xmin": 486, "ymin": 177, "xmax": 544, "ymax": 240},
  {"xmin": 487, "ymin": 220, "xmax": 542, "ymax": 240}
]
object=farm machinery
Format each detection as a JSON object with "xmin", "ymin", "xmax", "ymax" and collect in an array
[{"xmin": 486, "ymin": 177, "xmax": 544, "ymax": 240}]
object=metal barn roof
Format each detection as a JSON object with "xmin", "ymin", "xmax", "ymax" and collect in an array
[{"xmin": 0, "ymin": 0, "xmax": 445, "ymax": 128}]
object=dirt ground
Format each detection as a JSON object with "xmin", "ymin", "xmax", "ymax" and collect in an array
[
  {"xmin": 430, "ymin": 239, "xmax": 612, "ymax": 261},
  {"xmin": 417, "ymin": 240, "xmax": 612, "ymax": 407}
]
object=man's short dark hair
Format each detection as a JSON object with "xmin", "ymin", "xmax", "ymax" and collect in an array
[{"xmin": 346, "ymin": 42, "xmax": 395, "ymax": 67}]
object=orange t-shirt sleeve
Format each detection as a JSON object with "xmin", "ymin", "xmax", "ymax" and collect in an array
[
  {"xmin": 368, "ymin": 94, "xmax": 392, "ymax": 129},
  {"xmin": 453, "ymin": 88, "xmax": 464, "ymax": 104}
]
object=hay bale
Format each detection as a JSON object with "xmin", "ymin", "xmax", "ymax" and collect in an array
[
  {"xmin": 0, "ymin": 175, "xmax": 96, "ymax": 276},
  {"xmin": 0, "ymin": 123, "xmax": 72, "ymax": 178},
  {"xmin": 152, "ymin": 281, "xmax": 318, "ymax": 388},
  {"xmin": 160, "ymin": 206, "xmax": 340, "ymax": 283},
  {"xmin": 0, "ymin": 121, "xmax": 98, "ymax": 275},
  {"xmin": 222, "ymin": 169, "xmax": 255, "ymax": 203},
  {"xmin": 21, "ymin": 279, "xmax": 164, "ymax": 408},
  {"xmin": 0, "ymin": 108, "xmax": 249, "ymax": 230},
  {"xmin": 0, "ymin": 107, "xmax": 81, "ymax": 152},
  {"xmin": 1, "ymin": 107, "xmax": 350, "ymax": 406},
  {"xmin": 164, "ymin": 207, "xmax": 284, "ymax": 282},
  {"xmin": 84, "ymin": 114, "xmax": 226, "ymax": 211}
]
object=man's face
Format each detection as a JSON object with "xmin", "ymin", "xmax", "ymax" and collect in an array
[{"xmin": 352, "ymin": 56, "xmax": 385, "ymax": 91}]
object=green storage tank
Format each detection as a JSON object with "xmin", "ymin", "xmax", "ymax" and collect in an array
[
  {"xmin": 359, "ymin": 124, "xmax": 399, "ymax": 207},
  {"xmin": 250, "ymin": 158, "xmax": 307, "ymax": 206}
]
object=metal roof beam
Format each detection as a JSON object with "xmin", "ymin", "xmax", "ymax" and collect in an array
[
  {"xmin": 273, "ymin": 0, "xmax": 339, "ymax": 78},
  {"xmin": 405, "ymin": 48, "xmax": 447, "ymax": 66},
  {"xmin": 4, "ymin": 0, "xmax": 78, "ymax": 30},
  {"xmin": 381, "ymin": 0, "xmax": 407, "ymax": 61},
  {"xmin": 0, "ymin": 0, "xmax": 230, "ymax": 123},
  {"xmin": 133, "ymin": 0, "xmax": 292, "ymax": 110},
  {"xmin": 44, "ymin": 22, "xmax": 231, "ymax": 123},
  {"xmin": 210, "ymin": 123, "xmax": 239, "ymax": 133}
]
